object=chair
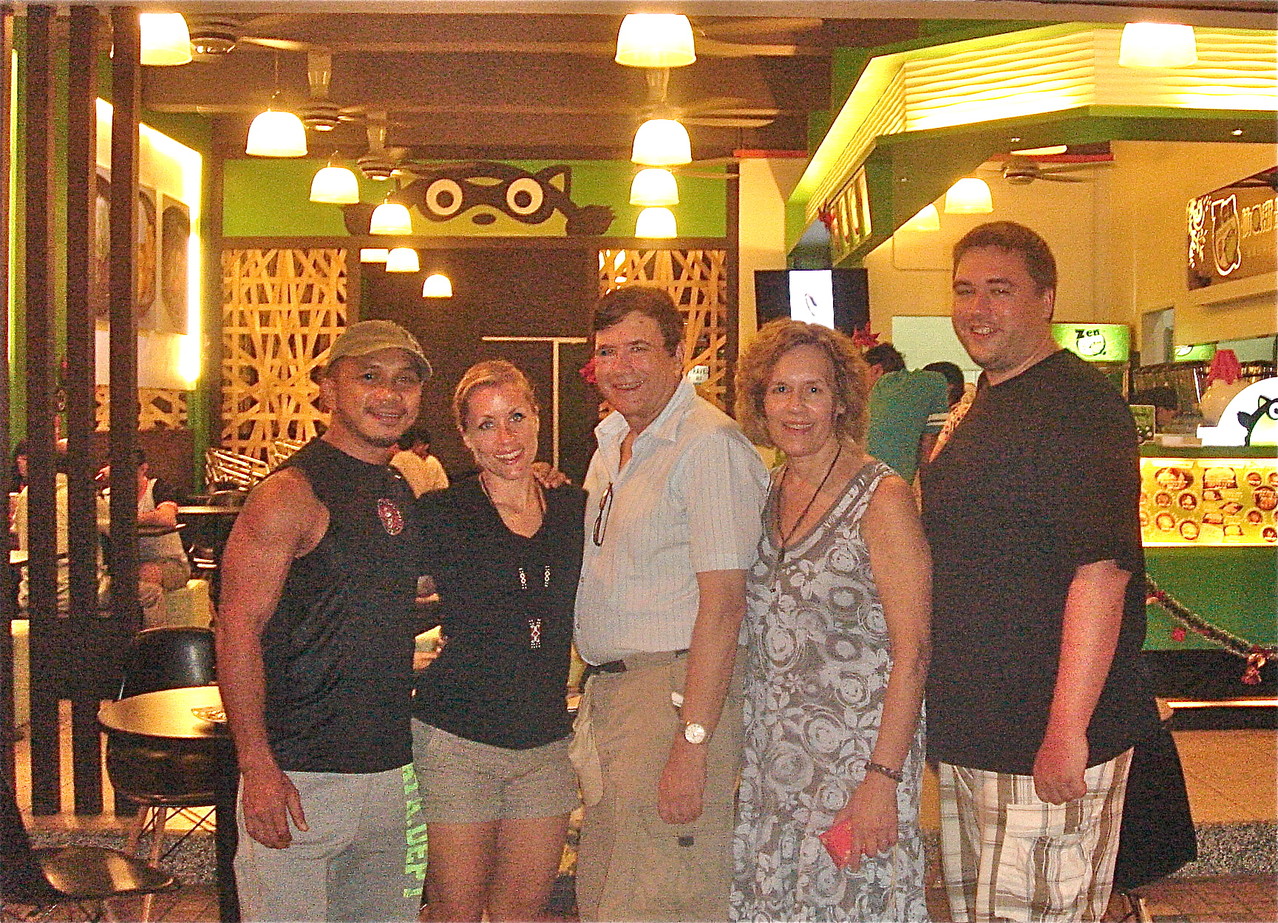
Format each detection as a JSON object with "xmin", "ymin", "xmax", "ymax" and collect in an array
[
  {"xmin": 1, "ymin": 771, "xmax": 176, "ymax": 922},
  {"xmin": 105, "ymin": 628, "xmax": 217, "ymax": 922}
]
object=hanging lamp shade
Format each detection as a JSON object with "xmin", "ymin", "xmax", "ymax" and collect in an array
[
  {"xmin": 1119, "ymin": 23, "xmax": 1198, "ymax": 68},
  {"xmin": 615, "ymin": 14, "xmax": 696, "ymax": 68},
  {"xmin": 385, "ymin": 248, "xmax": 420, "ymax": 273},
  {"xmin": 631, "ymin": 119, "xmax": 692, "ymax": 166},
  {"xmin": 140, "ymin": 13, "xmax": 192, "ymax": 66},
  {"xmin": 635, "ymin": 207, "xmax": 677, "ymax": 239},
  {"xmin": 359, "ymin": 248, "xmax": 389, "ymax": 263},
  {"xmin": 369, "ymin": 201, "xmax": 413, "ymax": 235},
  {"xmin": 309, "ymin": 165, "xmax": 360, "ymax": 204},
  {"xmin": 943, "ymin": 178, "xmax": 993, "ymax": 215},
  {"xmin": 245, "ymin": 109, "xmax": 307, "ymax": 157},
  {"xmin": 902, "ymin": 203, "xmax": 940, "ymax": 232},
  {"xmin": 630, "ymin": 168, "xmax": 679, "ymax": 206},
  {"xmin": 422, "ymin": 273, "xmax": 454, "ymax": 298}
]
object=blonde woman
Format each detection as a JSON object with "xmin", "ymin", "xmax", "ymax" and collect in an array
[
  {"xmin": 411, "ymin": 360, "xmax": 584, "ymax": 922},
  {"xmin": 730, "ymin": 320, "xmax": 932, "ymax": 922}
]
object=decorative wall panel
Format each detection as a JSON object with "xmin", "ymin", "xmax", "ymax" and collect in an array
[
  {"xmin": 598, "ymin": 248, "xmax": 729, "ymax": 410},
  {"xmin": 222, "ymin": 248, "xmax": 348, "ymax": 460},
  {"xmin": 94, "ymin": 385, "xmax": 188, "ymax": 431}
]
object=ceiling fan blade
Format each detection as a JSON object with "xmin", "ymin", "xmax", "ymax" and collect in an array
[
  {"xmin": 697, "ymin": 17, "xmax": 824, "ymax": 38},
  {"xmin": 684, "ymin": 116, "xmax": 775, "ymax": 129},
  {"xmin": 240, "ymin": 35, "xmax": 321, "ymax": 53},
  {"xmin": 1039, "ymin": 174, "xmax": 1090, "ymax": 183},
  {"xmin": 1040, "ymin": 163, "xmax": 1106, "ymax": 174}
]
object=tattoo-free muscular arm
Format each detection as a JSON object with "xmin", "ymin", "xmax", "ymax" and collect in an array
[
  {"xmin": 1033, "ymin": 558, "xmax": 1130, "ymax": 804},
  {"xmin": 832, "ymin": 475, "xmax": 932, "ymax": 869},
  {"xmin": 657, "ymin": 568, "xmax": 747, "ymax": 825},
  {"xmin": 215, "ymin": 469, "xmax": 327, "ymax": 848}
]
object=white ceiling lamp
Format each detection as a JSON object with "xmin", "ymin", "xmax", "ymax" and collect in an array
[
  {"xmin": 635, "ymin": 206, "xmax": 677, "ymax": 238},
  {"xmin": 369, "ymin": 200, "xmax": 413, "ymax": 235},
  {"xmin": 140, "ymin": 13, "xmax": 192, "ymax": 66},
  {"xmin": 630, "ymin": 168, "xmax": 679, "ymax": 206},
  {"xmin": 1119, "ymin": 23, "xmax": 1198, "ymax": 69},
  {"xmin": 359, "ymin": 248, "xmax": 389, "ymax": 263},
  {"xmin": 246, "ymin": 108, "xmax": 307, "ymax": 157},
  {"xmin": 615, "ymin": 14, "xmax": 696, "ymax": 69},
  {"xmin": 943, "ymin": 177, "xmax": 993, "ymax": 215},
  {"xmin": 901, "ymin": 203, "xmax": 940, "ymax": 232},
  {"xmin": 422, "ymin": 273, "xmax": 454, "ymax": 298},
  {"xmin": 385, "ymin": 248, "xmax": 420, "ymax": 273},
  {"xmin": 632, "ymin": 118, "xmax": 692, "ymax": 166},
  {"xmin": 309, "ymin": 163, "xmax": 360, "ymax": 204}
]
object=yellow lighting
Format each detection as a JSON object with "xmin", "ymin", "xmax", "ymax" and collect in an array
[
  {"xmin": 901, "ymin": 203, "xmax": 940, "ymax": 232},
  {"xmin": 615, "ymin": 14, "xmax": 696, "ymax": 68},
  {"xmin": 369, "ymin": 201, "xmax": 412, "ymax": 235},
  {"xmin": 385, "ymin": 248, "xmax": 420, "ymax": 273},
  {"xmin": 635, "ymin": 207, "xmax": 677, "ymax": 238},
  {"xmin": 422, "ymin": 273, "xmax": 453, "ymax": 298},
  {"xmin": 360, "ymin": 248, "xmax": 389, "ymax": 263},
  {"xmin": 309, "ymin": 165, "xmax": 360, "ymax": 204},
  {"xmin": 631, "ymin": 119, "xmax": 692, "ymax": 166},
  {"xmin": 140, "ymin": 13, "xmax": 192, "ymax": 66},
  {"xmin": 630, "ymin": 168, "xmax": 679, "ymax": 206},
  {"xmin": 944, "ymin": 178, "xmax": 993, "ymax": 214},
  {"xmin": 1119, "ymin": 23, "xmax": 1198, "ymax": 69},
  {"xmin": 245, "ymin": 109, "xmax": 307, "ymax": 157}
]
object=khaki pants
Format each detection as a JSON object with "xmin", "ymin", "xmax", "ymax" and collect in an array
[{"xmin": 573, "ymin": 650, "xmax": 744, "ymax": 923}]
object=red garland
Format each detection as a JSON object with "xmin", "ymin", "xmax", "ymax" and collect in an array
[{"xmin": 1146, "ymin": 577, "xmax": 1275, "ymax": 684}]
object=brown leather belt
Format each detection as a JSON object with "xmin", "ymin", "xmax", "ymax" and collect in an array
[{"xmin": 584, "ymin": 648, "xmax": 688, "ymax": 681}]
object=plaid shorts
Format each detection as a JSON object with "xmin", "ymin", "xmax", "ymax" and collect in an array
[{"xmin": 939, "ymin": 750, "xmax": 1132, "ymax": 922}]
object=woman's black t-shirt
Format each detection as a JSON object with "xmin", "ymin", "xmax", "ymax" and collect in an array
[{"xmin": 412, "ymin": 477, "xmax": 585, "ymax": 749}]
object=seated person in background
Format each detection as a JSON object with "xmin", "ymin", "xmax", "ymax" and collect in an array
[
  {"xmin": 391, "ymin": 424, "xmax": 450, "ymax": 497},
  {"xmin": 864, "ymin": 343, "xmax": 950, "ymax": 483},
  {"xmin": 10, "ymin": 438, "xmax": 27, "ymax": 493}
]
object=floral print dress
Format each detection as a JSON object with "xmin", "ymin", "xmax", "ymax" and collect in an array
[{"xmin": 731, "ymin": 461, "xmax": 928, "ymax": 923}]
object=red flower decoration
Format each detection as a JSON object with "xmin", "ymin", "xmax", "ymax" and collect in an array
[
  {"xmin": 579, "ymin": 357, "xmax": 598, "ymax": 387},
  {"xmin": 818, "ymin": 206, "xmax": 836, "ymax": 231},
  {"xmin": 850, "ymin": 324, "xmax": 880, "ymax": 349},
  {"xmin": 1171, "ymin": 627, "xmax": 1186, "ymax": 642}
]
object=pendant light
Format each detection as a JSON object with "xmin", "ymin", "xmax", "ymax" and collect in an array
[
  {"xmin": 901, "ymin": 203, "xmax": 940, "ymax": 232},
  {"xmin": 630, "ymin": 168, "xmax": 679, "ymax": 206},
  {"xmin": 359, "ymin": 248, "xmax": 389, "ymax": 263},
  {"xmin": 369, "ymin": 200, "xmax": 413, "ymax": 235},
  {"xmin": 246, "ymin": 54, "xmax": 307, "ymax": 157},
  {"xmin": 140, "ymin": 13, "xmax": 192, "ymax": 66},
  {"xmin": 422, "ymin": 273, "xmax": 454, "ymax": 298},
  {"xmin": 385, "ymin": 248, "xmax": 420, "ymax": 273},
  {"xmin": 943, "ymin": 178, "xmax": 993, "ymax": 215},
  {"xmin": 1119, "ymin": 23, "xmax": 1198, "ymax": 68},
  {"xmin": 309, "ymin": 162, "xmax": 360, "ymax": 204},
  {"xmin": 631, "ymin": 119, "xmax": 691, "ymax": 167},
  {"xmin": 615, "ymin": 14, "xmax": 696, "ymax": 69},
  {"xmin": 635, "ymin": 207, "xmax": 677, "ymax": 238}
]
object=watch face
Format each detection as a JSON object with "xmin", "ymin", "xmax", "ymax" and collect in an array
[{"xmin": 684, "ymin": 722, "xmax": 707, "ymax": 745}]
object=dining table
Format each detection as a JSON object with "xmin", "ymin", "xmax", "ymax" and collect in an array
[{"xmin": 98, "ymin": 685, "xmax": 240, "ymax": 923}]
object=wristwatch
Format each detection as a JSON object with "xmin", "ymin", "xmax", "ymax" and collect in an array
[{"xmin": 683, "ymin": 721, "xmax": 708, "ymax": 745}]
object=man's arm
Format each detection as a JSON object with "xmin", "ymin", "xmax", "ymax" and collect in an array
[
  {"xmin": 1032, "ymin": 558, "xmax": 1130, "ymax": 804},
  {"xmin": 215, "ymin": 469, "xmax": 326, "ymax": 848},
  {"xmin": 657, "ymin": 568, "xmax": 746, "ymax": 825}
]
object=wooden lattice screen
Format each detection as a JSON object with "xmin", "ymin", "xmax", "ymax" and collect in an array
[
  {"xmin": 598, "ymin": 248, "xmax": 729, "ymax": 409},
  {"xmin": 94, "ymin": 385, "xmax": 188, "ymax": 431},
  {"xmin": 221, "ymin": 248, "xmax": 348, "ymax": 460}
]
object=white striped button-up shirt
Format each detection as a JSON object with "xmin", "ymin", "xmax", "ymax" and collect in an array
[{"xmin": 575, "ymin": 379, "xmax": 768, "ymax": 666}]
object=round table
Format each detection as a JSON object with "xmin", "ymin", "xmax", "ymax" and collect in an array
[{"xmin": 99, "ymin": 686, "xmax": 240, "ymax": 922}]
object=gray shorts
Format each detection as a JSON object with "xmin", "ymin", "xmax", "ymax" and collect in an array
[
  {"xmin": 234, "ymin": 764, "xmax": 425, "ymax": 922},
  {"xmin": 412, "ymin": 719, "xmax": 579, "ymax": 824}
]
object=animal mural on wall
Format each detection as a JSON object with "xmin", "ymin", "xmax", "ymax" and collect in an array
[
  {"xmin": 344, "ymin": 162, "xmax": 614, "ymax": 237},
  {"xmin": 1238, "ymin": 394, "xmax": 1278, "ymax": 446}
]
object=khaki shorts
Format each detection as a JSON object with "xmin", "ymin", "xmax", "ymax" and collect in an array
[{"xmin": 412, "ymin": 719, "xmax": 579, "ymax": 824}]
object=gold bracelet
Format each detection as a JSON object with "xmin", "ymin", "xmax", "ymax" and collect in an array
[{"xmin": 866, "ymin": 760, "xmax": 903, "ymax": 783}]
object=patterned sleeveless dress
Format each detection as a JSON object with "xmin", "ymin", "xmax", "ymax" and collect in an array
[{"xmin": 731, "ymin": 460, "xmax": 929, "ymax": 922}]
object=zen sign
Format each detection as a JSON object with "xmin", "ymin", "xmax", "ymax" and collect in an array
[{"xmin": 1188, "ymin": 166, "xmax": 1277, "ymax": 290}]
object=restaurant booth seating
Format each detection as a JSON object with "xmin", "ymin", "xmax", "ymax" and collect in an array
[
  {"xmin": 2, "ymin": 770, "xmax": 177, "ymax": 921},
  {"xmin": 104, "ymin": 627, "xmax": 218, "ymax": 922}
]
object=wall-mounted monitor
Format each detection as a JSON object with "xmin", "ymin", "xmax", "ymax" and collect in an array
[{"xmin": 755, "ymin": 268, "xmax": 869, "ymax": 335}]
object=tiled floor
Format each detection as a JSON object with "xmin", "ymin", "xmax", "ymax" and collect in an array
[{"xmin": 10, "ymin": 708, "xmax": 1277, "ymax": 922}]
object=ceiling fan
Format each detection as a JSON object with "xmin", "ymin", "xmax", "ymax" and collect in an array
[
  {"xmin": 986, "ymin": 155, "xmax": 1101, "ymax": 185},
  {"xmin": 185, "ymin": 13, "xmax": 320, "ymax": 56}
]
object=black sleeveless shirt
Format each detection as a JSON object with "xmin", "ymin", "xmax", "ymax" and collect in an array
[{"xmin": 260, "ymin": 438, "xmax": 423, "ymax": 773}]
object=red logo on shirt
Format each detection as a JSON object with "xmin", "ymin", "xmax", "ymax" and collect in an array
[{"xmin": 377, "ymin": 498, "xmax": 404, "ymax": 535}]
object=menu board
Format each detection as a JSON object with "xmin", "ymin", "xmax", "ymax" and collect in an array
[{"xmin": 1141, "ymin": 457, "xmax": 1278, "ymax": 546}]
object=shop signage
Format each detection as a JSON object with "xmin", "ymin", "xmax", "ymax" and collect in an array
[
  {"xmin": 1187, "ymin": 167, "xmax": 1277, "ymax": 290},
  {"xmin": 1198, "ymin": 377, "xmax": 1278, "ymax": 447},
  {"xmin": 1051, "ymin": 323, "xmax": 1130, "ymax": 362}
]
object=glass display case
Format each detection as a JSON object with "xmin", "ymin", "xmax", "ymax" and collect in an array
[{"xmin": 1140, "ymin": 447, "xmax": 1277, "ymax": 546}]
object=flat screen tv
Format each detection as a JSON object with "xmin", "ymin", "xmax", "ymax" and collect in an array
[{"xmin": 755, "ymin": 268, "xmax": 869, "ymax": 334}]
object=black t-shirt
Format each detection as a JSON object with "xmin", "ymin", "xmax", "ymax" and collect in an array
[
  {"xmin": 259, "ymin": 438, "xmax": 423, "ymax": 773},
  {"xmin": 920, "ymin": 350, "xmax": 1151, "ymax": 774},
  {"xmin": 413, "ymin": 478, "xmax": 585, "ymax": 749}
]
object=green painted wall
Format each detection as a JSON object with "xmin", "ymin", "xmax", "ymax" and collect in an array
[{"xmin": 222, "ymin": 158, "xmax": 728, "ymax": 239}]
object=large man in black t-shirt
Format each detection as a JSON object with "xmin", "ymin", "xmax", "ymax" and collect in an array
[
  {"xmin": 920, "ymin": 222, "xmax": 1148, "ymax": 922},
  {"xmin": 217, "ymin": 321, "xmax": 432, "ymax": 922}
]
